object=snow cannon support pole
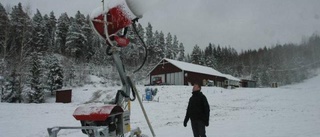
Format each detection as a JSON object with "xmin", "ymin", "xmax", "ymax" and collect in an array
[{"xmin": 128, "ymin": 77, "xmax": 156, "ymax": 137}]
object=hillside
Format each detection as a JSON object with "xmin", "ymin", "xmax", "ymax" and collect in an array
[{"xmin": 0, "ymin": 74, "xmax": 320, "ymax": 137}]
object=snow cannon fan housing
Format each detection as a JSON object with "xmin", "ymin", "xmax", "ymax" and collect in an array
[
  {"xmin": 73, "ymin": 105, "xmax": 124, "ymax": 121},
  {"xmin": 90, "ymin": 0, "xmax": 144, "ymax": 47},
  {"xmin": 73, "ymin": 104, "xmax": 131, "ymax": 136}
]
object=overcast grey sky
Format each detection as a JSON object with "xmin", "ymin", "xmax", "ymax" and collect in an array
[{"xmin": 2, "ymin": 0, "xmax": 320, "ymax": 53}]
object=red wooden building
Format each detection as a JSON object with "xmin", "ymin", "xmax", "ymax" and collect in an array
[{"xmin": 148, "ymin": 58, "xmax": 240, "ymax": 87}]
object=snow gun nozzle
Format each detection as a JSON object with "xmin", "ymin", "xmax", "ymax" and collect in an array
[{"xmin": 90, "ymin": 0, "xmax": 153, "ymax": 47}]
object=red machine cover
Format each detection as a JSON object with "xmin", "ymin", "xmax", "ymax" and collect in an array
[{"xmin": 73, "ymin": 104, "xmax": 123, "ymax": 121}]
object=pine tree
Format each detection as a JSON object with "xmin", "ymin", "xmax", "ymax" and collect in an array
[
  {"xmin": 65, "ymin": 63, "xmax": 76, "ymax": 87},
  {"xmin": 66, "ymin": 11, "xmax": 88, "ymax": 62},
  {"xmin": 204, "ymin": 43, "xmax": 217, "ymax": 69},
  {"xmin": 66, "ymin": 20, "xmax": 86, "ymax": 60},
  {"xmin": 47, "ymin": 56, "xmax": 63, "ymax": 95},
  {"xmin": 152, "ymin": 30, "xmax": 164, "ymax": 63},
  {"xmin": 75, "ymin": 11, "xmax": 86, "ymax": 27},
  {"xmin": 177, "ymin": 42, "xmax": 185, "ymax": 61},
  {"xmin": 145, "ymin": 22, "xmax": 154, "ymax": 46},
  {"xmin": 120, "ymin": 26, "xmax": 134, "ymax": 66},
  {"xmin": 43, "ymin": 14, "xmax": 50, "ymax": 45},
  {"xmin": 0, "ymin": 3, "xmax": 10, "ymax": 59},
  {"xmin": 120, "ymin": 24, "xmax": 145, "ymax": 67},
  {"xmin": 165, "ymin": 32, "xmax": 173, "ymax": 59},
  {"xmin": 191, "ymin": 45, "xmax": 202, "ymax": 65},
  {"xmin": 145, "ymin": 22, "xmax": 155, "ymax": 64},
  {"xmin": 158, "ymin": 31, "xmax": 165, "ymax": 59},
  {"xmin": 9, "ymin": 3, "xmax": 32, "ymax": 59},
  {"xmin": 89, "ymin": 34, "xmax": 105, "ymax": 65},
  {"xmin": 215, "ymin": 45, "xmax": 223, "ymax": 70},
  {"xmin": 153, "ymin": 30, "xmax": 159, "ymax": 46},
  {"xmin": 199, "ymin": 50, "xmax": 206, "ymax": 65},
  {"xmin": 2, "ymin": 69, "xmax": 20, "ymax": 103},
  {"xmin": 82, "ymin": 15, "xmax": 94, "ymax": 61},
  {"xmin": 136, "ymin": 24, "xmax": 146, "ymax": 62},
  {"xmin": 172, "ymin": 35, "xmax": 179, "ymax": 59},
  {"xmin": 31, "ymin": 9, "xmax": 49, "ymax": 52},
  {"xmin": 28, "ymin": 52, "xmax": 44, "ymax": 103},
  {"xmin": 56, "ymin": 13, "xmax": 70, "ymax": 54},
  {"xmin": 137, "ymin": 23, "xmax": 145, "ymax": 40},
  {"xmin": 128, "ymin": 23, "xmax": 145, "ymax": 51},
  {"xmin": 8, "ymin": 3, "xmax": 32, "ymax": 101},
  {"xmin": 185, "ymin": 53, "xmax": 191, "ymax": 63},
  {"xmin": 0, "ymin": 58, "xmax": 6, "ymax": 79},
  {"xmin": 260, "ymin": 70, "xmax": 270, "ymax": 86},
  {"xmin": 43, "ymin": 11, "xmax": 57, "ymax": 53},
  {"xmin": 127, "ymin": 23, "xmax": 137, "ymax": 43}
]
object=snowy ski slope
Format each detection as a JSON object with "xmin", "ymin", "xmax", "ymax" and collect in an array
[{"xmin": 1, "ymin": 75, "xmax": 320, "ymax": 137}]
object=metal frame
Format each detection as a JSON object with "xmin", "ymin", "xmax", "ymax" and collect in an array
[{"xmin": 47, "ymin": 126, "xmax": 108, "ymax": 137}]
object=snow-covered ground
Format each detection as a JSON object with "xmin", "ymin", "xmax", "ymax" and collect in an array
[{"xmin": 1, "ymin": 75, "xmax": 320, "ymax": 137}]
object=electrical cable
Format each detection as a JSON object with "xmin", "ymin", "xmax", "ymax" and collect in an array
[{"xmin": 132, "ymin": 20, "xmax": 148, "ymax": 74}]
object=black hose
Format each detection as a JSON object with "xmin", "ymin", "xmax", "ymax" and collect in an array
[
  {"xmin": 130, "ymin": 86, "xmax": 136, "ymax": 102},
  {"xmin": 127, "ymin": 76, "xmax": 136, "ymax": 101},
  {"xmin": 114, "ymin": 90, "xmax": 129, "ymax": 104},
  {"xmin": 114, "ymin": 76, "xmax": 137, "ymax": 103},
  {"xmin": 113, "ymin": 87, "xmax": 136, "ymax": 103},
  {"xmin": 132, "ymin": 21, "xmax": 148, "ymax": 74},
  {"xmin": 106, "ymin": 45, "xmax": 113, "ymax": 56}
]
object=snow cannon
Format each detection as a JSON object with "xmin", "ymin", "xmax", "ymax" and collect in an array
[
  {"xmin": 46, "ymin": 1, "xmax": 156, "ymax": 137},
  {"xmin": 73, "ymin": 104, "xmax": 130, "ymax": 136},
  {"xmin": 91, "ymin": 0, "xmax": 147, "ymax": 47}
]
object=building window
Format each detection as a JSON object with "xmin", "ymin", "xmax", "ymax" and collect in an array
[{"xmin": 151, "ymin": 74, "xmax": 165, "ymax": 85}]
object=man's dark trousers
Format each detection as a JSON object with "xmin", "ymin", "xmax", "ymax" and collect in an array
[{"xmin": 191, "ymin": 120, "xmax": 206, "ymax": 137}]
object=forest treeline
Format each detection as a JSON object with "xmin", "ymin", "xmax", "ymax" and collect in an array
[{"xmin": 0, "ymin": 3, "xmax": 319, "ymax": 103}]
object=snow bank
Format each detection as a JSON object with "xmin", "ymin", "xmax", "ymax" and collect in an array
[{"xmin": 1, "ymin": 76, "xmax": 320, "ymax": 137}]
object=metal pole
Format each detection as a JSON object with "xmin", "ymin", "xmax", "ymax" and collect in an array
[
  {"xmin": 128, "ymin": 77, "xmax": 156, "ymax": 137},
  {"xmin": 102, "ymin": 0, "xmax": 104, "ymax": 11}
]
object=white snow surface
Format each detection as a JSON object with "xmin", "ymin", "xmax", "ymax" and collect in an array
[{"xmin": 1, "ymin": 75, "xmax": 320, "ymax": 137}]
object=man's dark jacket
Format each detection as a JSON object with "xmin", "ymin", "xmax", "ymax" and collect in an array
[{"xmin": 184, "ymin": 91, "xmax": 210, "ymax": 126}]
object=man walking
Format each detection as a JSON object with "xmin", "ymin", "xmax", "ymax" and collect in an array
[{"xmin": 184, "ymin": 83, "xmax": 210, "ymax": 137}]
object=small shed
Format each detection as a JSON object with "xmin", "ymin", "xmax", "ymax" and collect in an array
[
  {"xmin": 240, "ymin": 79, "xmax": 257, "ymax": 88},
  {"xmin": 55, "ymin": 89, "xmax": 72, "ymax": 103},
  {"xmin": 148, "ymin": 58, "xmax": 239, "ymax": 87}
]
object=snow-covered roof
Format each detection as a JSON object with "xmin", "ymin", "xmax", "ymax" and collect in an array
[
  {"xmin": 162, "ymin": 58, "xmax": 226, "ymax": 78},
  {"xmin": 222, "ymin": 74, "xmax": 241, "ymax": 81},
  {"xmin": 149, "ymin": 58, "xmax": 240, "ymax": 81}
]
